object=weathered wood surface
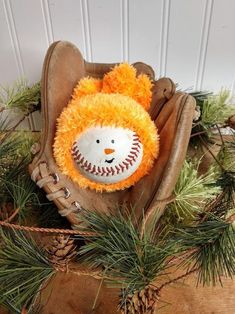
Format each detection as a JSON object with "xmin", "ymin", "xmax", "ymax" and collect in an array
[{"xmin": 40, "ymin": 271, "xmax": 235, "ymax": 314}]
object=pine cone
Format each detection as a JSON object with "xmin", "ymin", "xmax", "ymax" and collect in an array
[
  {"xmin": 46, "ymin": 234, "xmax": 77, "ymax": 271},
  {"xmin": 227, "ymin": 115, "xmax": 235, "ymax": 129},
  {"xmin": 120, "ymin": 286, "xmax": 159, "ymax": 314}
]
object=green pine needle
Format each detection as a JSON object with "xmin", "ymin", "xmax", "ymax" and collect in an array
[
  {"xmin": 168, "ymin": 160, "xmax": 220, "ymax": 223},
  {"xmin": 216, "ymin": 145, "xmax": 235, "ymax": 174},
  {"xmin": 0, "ymin": 78, "xmax": 40, "ymax": 114},
  {"xmin": 200, "ymin": 90, "xmax": 235, "ymax": 127},
  {"xmin": 4, "ymin": 175, "xmax": 38, "ymax": 223},
  {"xmin": 189, "ymin": 90, "xmax": 213, "ymax": 108},
  {"xmin": 175, "ymin": 216, "xmax": 235, "ymax": 286},
  {"xmin": 215, "ymin": 171, "xmax": 235, "ymax": 216},
  {"xmin": 189, "ymin": 90, "xmax": 235, "ymax": 148},
  {"xmin": 0, "ymin": 228, "xmax": 55, "ymax": 312},
  {"xmin": 0, "ymin": 133, "xmax": 24, "ymax": 161},
  {"xmin": 76, "ymin": 210, "xmax": 174, "ymax": 296}
]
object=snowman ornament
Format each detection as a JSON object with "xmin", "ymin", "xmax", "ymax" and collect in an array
[
  {"xmin": 54, "ymin": 63, "xmax": 159, "ymax": 192},
  {"xmin": 71, "ymin": 126, "xmax": 143, "ymax": 184}
]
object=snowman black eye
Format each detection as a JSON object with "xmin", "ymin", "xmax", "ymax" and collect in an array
[
  {"xmin": 111, "ymin": 139, "xmax": 115, "ymax": 144},
  {"xmin": 96, "ymin": 139, "xmax": 100, "ymax": 144}
]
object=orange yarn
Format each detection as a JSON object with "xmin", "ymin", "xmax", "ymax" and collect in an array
[
  {"xmin": 72, "ymin": 77, "xmax": 102, "ymax": 99},
  {"xmin": 72, "ymin": 63, "xmax": 152, "ymax": 110},
  {"xmin": 54, "ymin": 64, "xmax": 159, "ymax": 192}
]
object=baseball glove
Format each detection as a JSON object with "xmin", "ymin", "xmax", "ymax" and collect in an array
[{"xmin": 29, "ymin": 41, "xmax": 196, "ymax": 228}]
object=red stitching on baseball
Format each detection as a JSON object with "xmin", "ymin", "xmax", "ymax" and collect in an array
[
  {"xmin": 126, "ymin": 158, "xmax": 133, "ymax": 166},
  {"xmin": 76, "ymin": 153, "xmax": 81, "ymax": 160},
  {"xmin": 115, "ymin": 165, "xmax": 120, "ymax": 174},
  {"xmin": 119, "ymin": 164, "xmax": 125, "ymax": 171},
  {"xmin": 131, "ymin": 147, "xmax": 139, "ymax": 152},
  {"xmin": 75, "ymin": 156, "xmax": 81, "ymax": 162},
  {"xmin": 128, "ymin": 152, "xmax": 137, "ymax": 159},
  {"xmin": 122, "ymin": 162, "xmax": 129, "ymax": 170},
  {"xmin": 106, "ymin": 167, "xmax": 111, "ymax": 173},
  {"xmin": 72, "ymin": 133, "xmax": 142, "ymax": 177},
  {"xmin": 102, "ymin": 167, "xmax": 107, "ymax": 174}
]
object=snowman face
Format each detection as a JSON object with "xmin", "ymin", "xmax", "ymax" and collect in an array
[{"xmin": 71, "ymin": 126, "xmax": 143, "ymax": 184}]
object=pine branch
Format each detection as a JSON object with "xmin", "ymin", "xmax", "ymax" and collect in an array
[
  {"xmin": 76, "ymin": 210, "xmax": 175, "ymax": 298},
  {"xmin": 200, "ymin": 90, "xmax": 235, "ymax": 127},
  {"xmin": 157, "ymin": 267, "xmax": 199, "ymax": 293},
  {"xmin": 0, "ymin": 132, "xmax": 25, "ymax": 161},
  {"xmin": 213, "ymin": 171, "xmax": 235, "ymax": 217},
  {"xmin": 3, "ymin": 175, "xmax": 39, "ymax": 223},
  {"xmin": 216, "ymin": 144, "xmax": 235, "ymax": 174},
  {"xmin": 189, "ymin": 91, "xmax": 213, "ymax": 108},
  {"xmin": 0, "ymin": 79, "xmax": 40, "ymax": 114},
  {"xmin": 189, "ymin": 90, "xmax": 235, "ymax": 148},
  {"xmin": 174, "ymin": 216, "xmax": 235, "ymax": 286},
  {"xmin": 166, "ymin": 160, "xmax": 220, "ymax": 224},
  {"xmin": 0, "ymin": 228, "xmax": 55, "ymax": 312},
  {"xmin": 172, "ymin": 161, "xmax": 235, "ymax": 286}
]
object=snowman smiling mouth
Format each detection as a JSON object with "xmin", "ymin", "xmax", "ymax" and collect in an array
[
  {"xmin": 71, "ymin": 126, "xmax": 143, "ymax": 183},
  {"xmin": 105, "ymin": 158, "xmax": 115, "ymax": 163}
]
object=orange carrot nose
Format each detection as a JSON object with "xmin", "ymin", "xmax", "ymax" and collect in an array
[{"xmin": 104, "ymin": 148, "xmax": 115, "ymax": 155}]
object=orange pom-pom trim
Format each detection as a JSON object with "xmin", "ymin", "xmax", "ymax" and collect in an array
[
  {"xmin": 72, "ymin": 77, "xmax": 102, "ymax": 99},
  {"xmin": 71, "ymin": 63, "xmax": 153, "ymax": 110},
  {"xmin": 54, "ymin": 93, "xmax": 159, "ymax": 192}
]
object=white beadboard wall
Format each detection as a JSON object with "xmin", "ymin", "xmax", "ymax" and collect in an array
[{"xmin": 1, "ymin": 0, "xmax": 235, "ymax": 129}]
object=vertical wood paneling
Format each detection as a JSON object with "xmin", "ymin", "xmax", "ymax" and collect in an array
[
  {"xmin": 0, "ymin": 1, "xmax": 19, "ymax": 84},
  {"xmin": 159, "ymin": 0, "xmax": 170, "ymax": 77},
  {"xmin": 1, "ymin": 0, "xmax": 235, "ymax": 121},
  {"xmin": 166, "ymin": 0, "xmax": 205, "ymax": 89},
  {"xmin": 121, "ymin": 0, "xmax": 129, "ymax": 61},
  {"xmin": 9, "ymin": 0, "xmax": 49, "ymax": 84},
  {"xmin": 81, "ymin": 0, "xmax": 93, "ymax": 61},
  {"xmin": 194, "ymin": 0, "xmax": 213, "ymax": 90},
  {"xmin": 128, "ymin": 0, "xmax": 162, "ymax": 76},
  {"xmin": 202, "ymin": 0, "xmax": 235, "ymax": 92},
  {"xmin": 87, "ymin": 0, "xmax": 122, "ymax": 62},
  {"xmin": 41, "ymin": 0, "xmax": 54, "ymax": 46},
  {"xmin": 9, "ymin": 0, "xmax": 51, "ymax": 130},
  {"xmin": 47, "ymin": 0, "xmax": 85, "ymax": 56},
  {"xmin": 2, "ymin": 0, "xmax": 32, "ymax": 129},
  {"xmin": 2, "ymin": 0, "xmax": 25, "ymax": 77}
]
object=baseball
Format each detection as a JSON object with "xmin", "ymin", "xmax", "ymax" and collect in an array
[{"xmin": 71, "ymin": 126, "xmax": 143, "ymax": 184}]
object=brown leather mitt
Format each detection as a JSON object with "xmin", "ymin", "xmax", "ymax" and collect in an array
[{"xmin": 29, "ymin": 41, "xmax": 196, "ymax": 227}]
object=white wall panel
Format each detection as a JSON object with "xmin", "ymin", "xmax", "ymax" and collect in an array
[
  {"xmin": 0, "ymin": 0, "xmax": 21, "ymax": 83},
  {"xmin": 87, "ymin": 0, "xmax": 122, "ymax": 62},
  {"xmin": 166, "ymin": 0, "xmax": 205, "ymax": 88},
  {"xmin": 129, "ymin": 0, "xmax": 162, "ymax": 75},
  {"xmin": 9, "ymin": 0, "xmax": 49, "ymax": 84},
  {"xmin": 48, "ymin": 0, "xmax": 85, "ymax": 56},
  {"xmin": 202, "ymin": 0, "xmax": 235, "ymax": 92},
  {"xmin": 1, "ymin": 0, "xmax": 235, "ymax": 130}
]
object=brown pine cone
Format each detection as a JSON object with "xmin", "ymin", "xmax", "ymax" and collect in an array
[
  {"xmin": 227, "ymin": 115, "xmax": 235, "ymax": 129},
  {"xmin": 120, "ymin": 286, "xmax": 159, "ymax": 314},
  {"xmin": 46, "ymin": 234, "xmax": 77, "ymax": 271}
]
